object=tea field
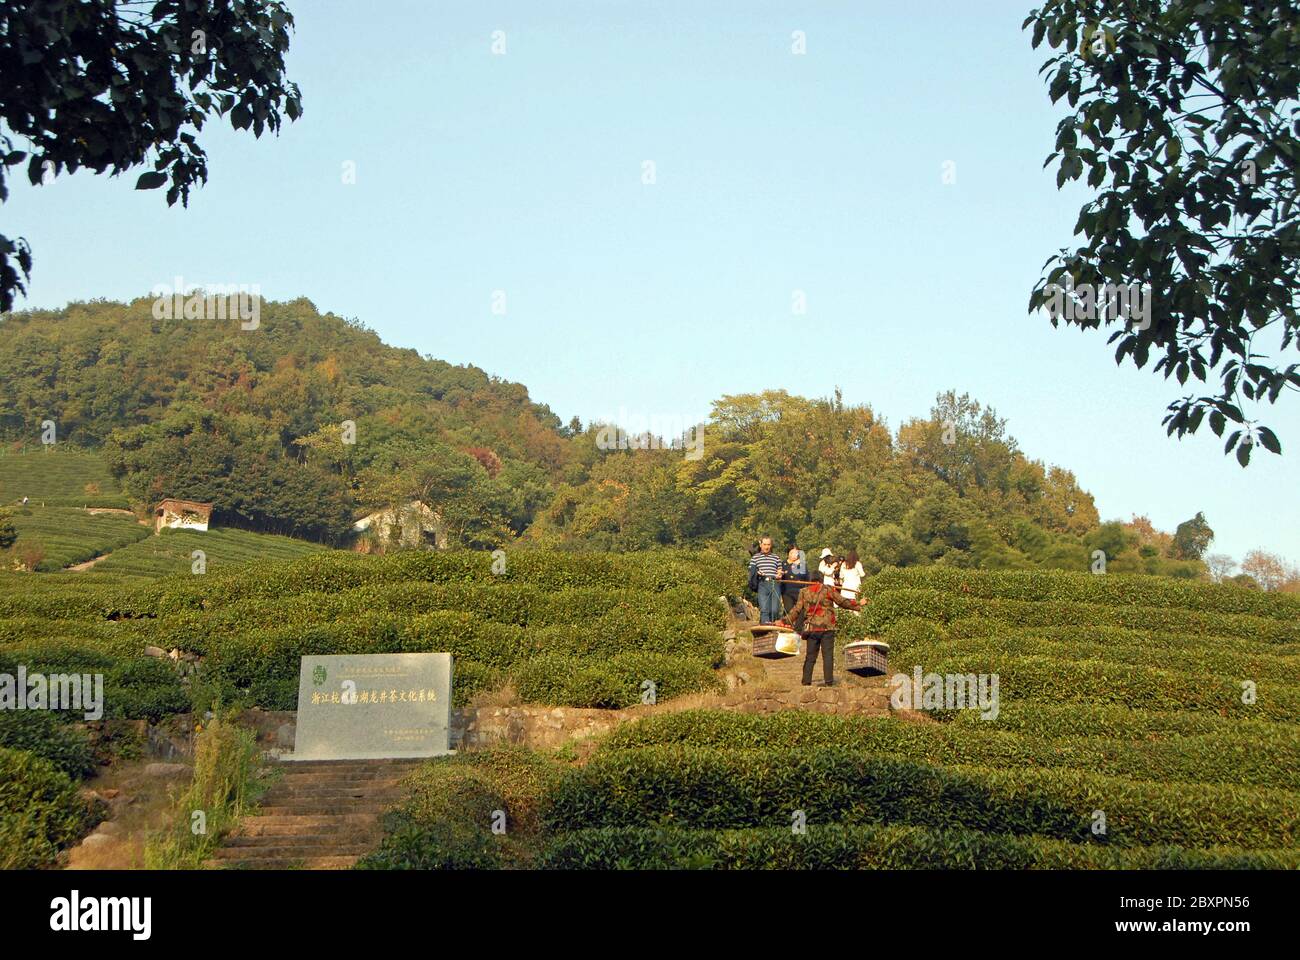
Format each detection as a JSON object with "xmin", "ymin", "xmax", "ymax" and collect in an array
[
  {"xmin": 0, "ymin": 548, "xmax": 740, "ymax": 866},
  {"xmin": 0, "ymin": 448, "xmax": 130, "ymax": 509},
  {"xmin": 4, "ymin": 544, "xmax": 1299, "ymax": 869},
  {"xmin": 525, "ymin": 568, "xmax": 1300, "ymax": 868}
]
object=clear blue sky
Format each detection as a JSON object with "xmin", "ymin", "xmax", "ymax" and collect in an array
[{"xmin": 6, "ymin": 0, "xmax": 1297, "ymax": 566}]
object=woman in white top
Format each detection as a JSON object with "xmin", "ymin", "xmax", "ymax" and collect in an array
[
  {"xmin": 817, "ymin": 548, "xmax": 837, "ymax": 587},
  {"xmin": 838, "ymin": 549, "xmax": 866, "ymax": 602}
]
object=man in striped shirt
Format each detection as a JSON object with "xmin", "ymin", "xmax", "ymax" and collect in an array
[{"xmin": 748, "ymin": 536, "xmax": 784, "ymax": 624}]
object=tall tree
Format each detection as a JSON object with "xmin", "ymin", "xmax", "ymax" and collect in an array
[
  {"xmin": 1025, "ymin": 0, "xmax": 1299, "ymax": 465},
  {"xmin": 1171, "ymin": 510, "xmax": 1214, "ymax": 560},
  {"xmin": 0, "ymin": 0, "xmax": 303, "ymax": 310}
]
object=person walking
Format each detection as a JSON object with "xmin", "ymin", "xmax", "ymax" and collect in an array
[
  {"xmin": 784, "ymin": 578, "xmax": 861, "ymax": 686},
  {"xmin": 818, "ymin": 547, "xmax": 841, "ymax": 588},
  {"xmin": 839, "ymin": 549, "xmax": 866, "ymax": 602},
  {"xmin": 748, "ymin": 536, "xmax": 783, "ymax": 624},
  {"xmin": 781, "ymin": 544, "xmax": 808, "ymax": 615}
]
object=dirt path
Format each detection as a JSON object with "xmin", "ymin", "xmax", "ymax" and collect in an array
[
  {"xmin": 66, "ymin": 553, "xmax": 112, "ymax": 572},
  {"xmin": 64, "ymin": 760, "xmax": 192, "ymax": 869}
]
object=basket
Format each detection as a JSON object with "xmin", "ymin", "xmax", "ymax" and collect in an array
[
  {"xmin": 751, "ymin": 626, "xmax": 800, "ymax": 659},
  {"xmin": 844, "ymin": 640, "xmax": 889, "ymax": 676}
]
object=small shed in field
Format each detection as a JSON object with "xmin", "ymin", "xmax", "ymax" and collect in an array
[
  {"xmin": 154, "ymin": 498, "xmax": 213, "ymax": 534},
  {"xmin": 353, "ymin": 500, "xmax": 446, "ymax": 550}
]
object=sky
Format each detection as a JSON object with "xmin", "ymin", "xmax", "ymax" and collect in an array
[{"xmin": 5, "ymin": 0, "xmax": 1297, "ymax": 565}]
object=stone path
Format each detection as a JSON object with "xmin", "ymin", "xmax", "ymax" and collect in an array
[
  {"xmin": 719, "ymin": 621, "xmax": 893, "ymax": 716},
  {"xmin": 205, "ymin": 759, "xmax": 424, "ymax": 869}
]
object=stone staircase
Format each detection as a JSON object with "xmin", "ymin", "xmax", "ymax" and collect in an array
[{"xmin": 205, "ymin": 758, "xmax": 424, "ymax": 869}]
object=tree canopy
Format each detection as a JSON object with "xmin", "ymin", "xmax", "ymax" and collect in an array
[
  {"xmin": 0, "ymin": 0, "xmax": 303, "ymax": 310},
  {"xmin": 1026, "ymin": 0, "xmax": 1299, "ymax": 465}
]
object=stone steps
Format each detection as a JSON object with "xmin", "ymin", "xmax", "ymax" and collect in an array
[
  {"xmin": 209, "ymin": 758, "xmax": 422, "ymax": 870},
  {"xmin": 252, "ymin": 800, "xmax": 394, "ymax": 817},
  {"xmin": 212, "ymin": 840, "xmax": 377, "ymax": 858},
  {"xmin": 259, "ymin": 785, "xmax": 407, "ymax": 801},
  {"xmin": 202, "ymin": 855, "xmax": 363, "ymax": 870},
  {"xmin": 232, "ymin": 818, "xmax": 383, "ymax": 839}
]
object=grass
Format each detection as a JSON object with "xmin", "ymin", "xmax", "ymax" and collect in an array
[{"xmin": 143, "ymin": 714, "xmax": 271, "ymax": 870}]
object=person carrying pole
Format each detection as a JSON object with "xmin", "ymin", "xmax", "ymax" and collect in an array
[{"xmin": 781, "ymin": 578, "xmax": 861, "ymax": 686}]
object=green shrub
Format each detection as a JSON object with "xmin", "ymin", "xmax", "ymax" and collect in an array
[
  {"xmin": 599, "ymin": 710, "xmax": 1300, "ymax": 789},
  {"xmin": 513, "ymin": 653, "xmax": 721, "ymax": 709},
  {"xmin": 919, "ymin": 653, "xmax": 1300, "ymax": 721},
  {"xmin": 867, "ymin": 566, "xmax": 1300, "ymax": 620},
  {"xmin": 881, "ymin": 617, "xmax": 948, "ymax": 650},
  {"xmin": 359, "ymin": 745, "xmax": 562, "ymax": 870},
  {"xmin": 901, "ymin": 629, "xmax": 1300, "ymax": 684},
  {"xmin": 544, "ymin": 745, "xmax": 1300, "ymax": 847},
  {"xmin": 0, "ymin": 712, "xmax": 95, "ymax": 779},
  {"xmin": 103, "ymin": 658, "xmax": 189, "ymax": 721},
  {"xmin": 0, "ymin": 746, "xmax": 98, "ymax": 868},
  {"xmin": 859, "ymin": 589, "xmax": 1300, "ymax": 643},
  {"xmin": 944, "ymin": 701, "xmax": 1285, "ymax": 741},
  {"xmin": 538, "ymin": 823, "xmax": 1300, "ymax": 870}
]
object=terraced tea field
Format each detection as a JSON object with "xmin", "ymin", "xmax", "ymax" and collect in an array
[
  {"xmin": 7, "ymin": 506, "xmax": 150, "ymax": 570},
  {"xmin": 79, "ymin": 527, "xmax": 328, "ymax": 577},
  {"xmin": 5, "ymin": 544, "xmax": 1298, "ymax": 870},
  {"xmin": 0, "ymin": 448, "xmax": 130, "ymax": 508},
  {"xmin": 524, "ymin": 567, "xmax": 1300, "ymax": 868}
]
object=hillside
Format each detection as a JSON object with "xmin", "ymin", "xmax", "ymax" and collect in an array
[
  {"xmin": 0, "ymin": 448, "xmax": 129, "ymax": 508},
  {"xmin": 0, "ymin": 300, "xmax": 1217, "ymax": 578},
  {"xmin": 0, "ymin": 298, "xmax": 571, "ymax": 543}
]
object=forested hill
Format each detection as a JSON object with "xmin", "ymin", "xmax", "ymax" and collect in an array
[
  {"xmin": 0, "ymin": 298, "xmax": 1214, "ymax": 578},
  {"xmin": 0, "ymin": 298, "xmax": 571, "ymax": 540}
]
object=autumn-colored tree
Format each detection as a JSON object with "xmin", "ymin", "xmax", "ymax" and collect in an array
[{"xmin": 1241, "ymin": 550, "xmax": 1299, "ymax": 592}]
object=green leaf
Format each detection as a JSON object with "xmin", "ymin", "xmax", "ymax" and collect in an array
[
  {"xmin": 1256, "ymin": 427, "xmax": 1281, "ymax": 455},
  {"xmin": 135, "ymin": 171, "xmax": 168, "ymax": 190}
]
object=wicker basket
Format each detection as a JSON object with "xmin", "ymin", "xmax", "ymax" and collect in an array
[
  {"xmin": 844, "ymin": 640, "xmax": 889, "ymax": 676},
  {"xmin": 751, "ymin": 626, "xmax": 800, "ymax": 659}
]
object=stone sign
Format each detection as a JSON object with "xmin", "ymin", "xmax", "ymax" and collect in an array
[{"xmin": 289, "ymin": 653, "xmax": 454, "ymax": 761}]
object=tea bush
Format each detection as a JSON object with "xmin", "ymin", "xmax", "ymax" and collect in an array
[
  {"xmin": 538, "ymin": 823, "xmax": 1300, "ymax": 870},
  {"xmin": 544, "ymin": 745, "xmax": 1299, "ymax": 847},
  {"xmin": 598, "ymin": 710, "xmax": 1300, "ymax": 789},
  {"xmin": 513, "ymin": 653, "xmax": 722, "ymax": 709},
  {"xmin": 0, "ymin": 711, "xmax": 95, "ymax": 779},
  {"xmin": 854, "ymin": 589, "xmax": 1300, "ymax": 643},
  {"xmin": 358, "ymin": 745, "xmax": 562, "ymax": 870},
  {"xmin": 0, "ymin": 746, "xmax": 98, "ymax": 868},
  {"xmin": 868, "ymin": 566, "xmax": 1300, "ymax": 620}
]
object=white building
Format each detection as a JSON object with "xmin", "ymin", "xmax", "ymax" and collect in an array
[
  {"xmin": 353, "ymin": 501, "xmax": 446, "ymax": 550},
  {"xmin": 154, "ymin": 498, "xmax": 213, "ymax": 533}
]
